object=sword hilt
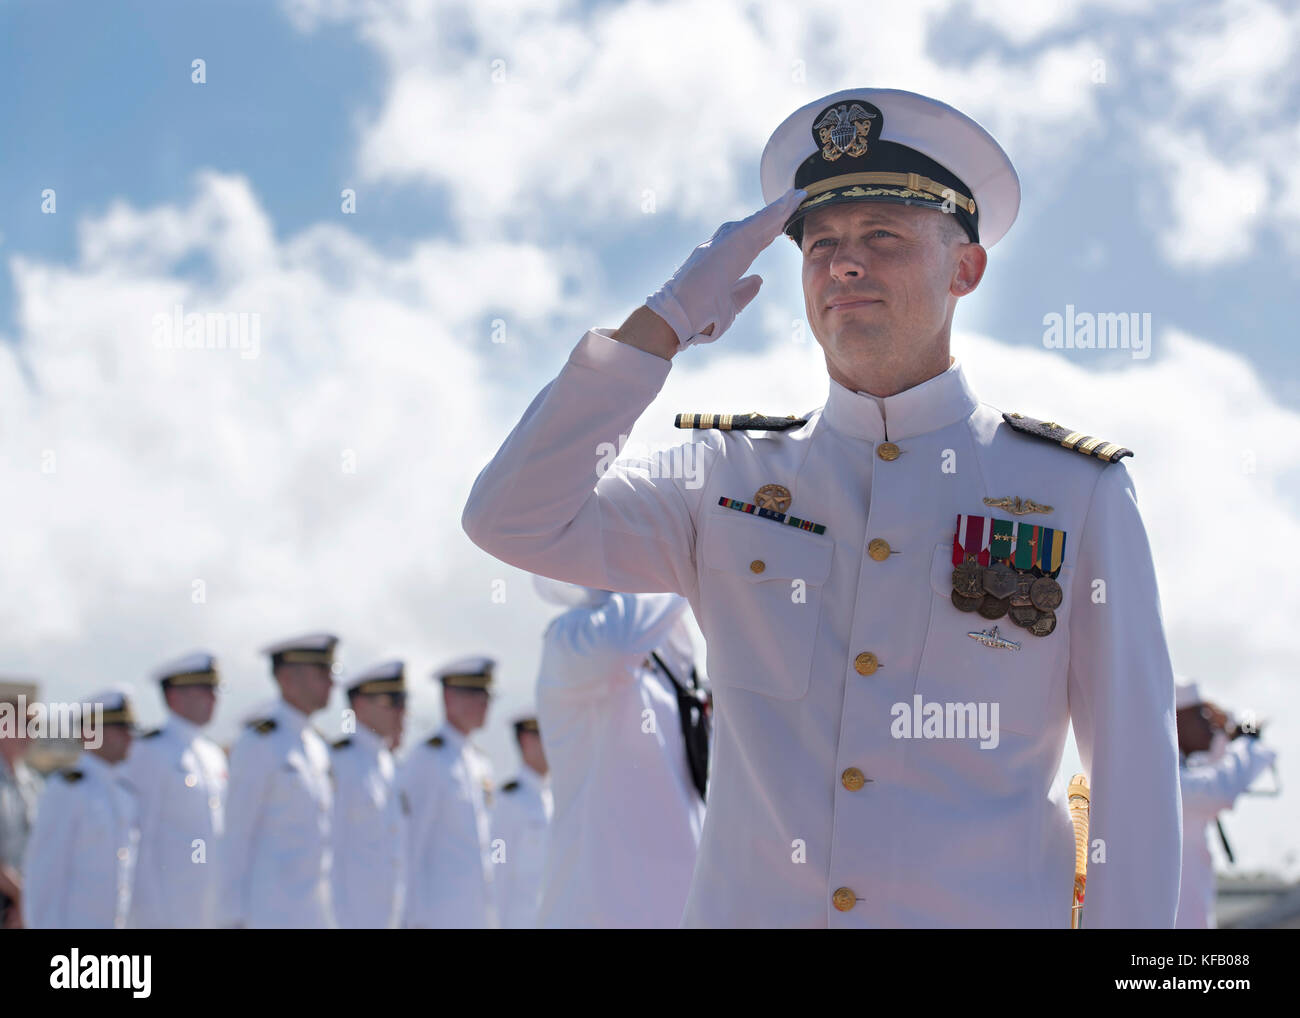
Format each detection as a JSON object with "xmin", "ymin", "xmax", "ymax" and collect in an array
[{"xmin": 1068, "ymin": 772, "xmax": 1091, "ymax": 929}]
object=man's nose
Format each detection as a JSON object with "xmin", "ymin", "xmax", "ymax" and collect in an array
[{"xmin": 829, "ymin": 242, "xmax": 868, "ymax": 279}]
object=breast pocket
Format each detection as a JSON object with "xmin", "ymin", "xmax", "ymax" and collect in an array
[
  {"xmin": 700, "ymin": 510, "xmax": 833, "ymax": 700},
  {"xmin": 915, "ymin": 542, "xmax": 1069, "ymax": 737}
]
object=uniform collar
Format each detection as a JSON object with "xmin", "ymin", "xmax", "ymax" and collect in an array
[
  {"xmin": 273, "ymin": 696, "xmax": 311, "ymax": 732},
  {"xmin": 519, "ymin": 763, "xmax": 550, "ymax": 792},
  {"xmin": 438, "ymin": 722, "xmax": 468, "ymax": 752},
  {"xmin": 79, "ymin": 750, "xmax": 116, "ymax": 778},
  {"xmin": 166, "ymin": 711, "xmax": 200, "ymax": 741},
  {"xmin": 353, "ymin": 722, "xmax": 387, "ymax": 755},
  {"xmin": 820, "ymin": 355, "xmax": 980, "ymax": 442}
]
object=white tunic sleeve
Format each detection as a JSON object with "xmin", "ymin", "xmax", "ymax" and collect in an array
[
  {"xmin": 463, "ymin": 329, "xmax": 718, "ymax": 599},
  {"xmin": 1066, "ymin": 460, "xmax": 1182, "ymax": 928}
]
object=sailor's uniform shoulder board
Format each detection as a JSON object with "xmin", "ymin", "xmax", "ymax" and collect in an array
[
  {"xmin": 247, "ymin": 718, "xmax": 277, "ymax": 734},
  {"xmin": 1001, "ymin": 412, "xmax": 1133, "ymax": 463},
  {"xmin": 674, "ymin": 411, "xmax": 809, "ymax": 432},
  {"xmin": 501, "ymin": 779, "xmax": 521, "ymax": 793}
]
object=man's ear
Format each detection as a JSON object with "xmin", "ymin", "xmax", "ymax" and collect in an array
[{"xmin": 951, "ymin": 243, "xmax": 988, "ymax": 296}]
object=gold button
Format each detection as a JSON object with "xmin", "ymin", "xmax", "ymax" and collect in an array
[
  {"xmin": 750, "ymin": 559, "xmax": 766, "ymax": 574},
  {"xmin": 832, "ymin": 887, "xmax": 857, "ymax": 912},
  {"xmin": 877, "ymin": 442, "xmax": 900, "ymax": 461},
  {"xmin": 853, "ymin": 652, "xmax": 878, "ymax": 676},
  {"xmin": 185, "ymin": 774, "xmax": 198, "ymax": 788},
  {"xmin": 867, "ymin": 538, "xmax": 891, "ymax": 561},
  {"xmin": 842, "ymin": 767, "xmax": 866, "ymax": 791}
]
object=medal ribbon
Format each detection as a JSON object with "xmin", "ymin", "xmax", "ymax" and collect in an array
[
  {"xmin": 1034, "ymin": 526, "xmax": 1066, "ymax": 577},
  {"xmin": 989, "ymin": 518, "xmax": 1014, "ymax": 562},
  {"xmin": 1011, "ymin": 522, "xmax": 1040, "ymax": 571},
  {"xmin": 951, "ymin": 514, "xmax": 992, "ymax": 567}
]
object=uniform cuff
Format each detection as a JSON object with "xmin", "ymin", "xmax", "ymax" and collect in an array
[{"xmin": 569, "ymin": 328, "xmax": 673, "ymax": 391}]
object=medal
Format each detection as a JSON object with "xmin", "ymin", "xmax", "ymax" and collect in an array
[
  {"xmin": 952, "ymin": 561, "xmax": 984, "ymax": 598},
  {"xmin": 948, "ymin": 512, "xmax": 1069, "ymax": 639},
  {"xmin": 1009, "ymin": 572, "xmax": 1035, "ymax": 607},
  {"xmin": 982, "ymin": 561, "xmax": 1018, "ymax": 599},
  {"xmin": 951, "ymin": 514, "xmax": 993, "ymax": 599},
  {"xmin": 1030, "ymin": 576, "xmax": 1063, "ymax": 611},
  {"xmin": 977, "ymin": 594, "xmax": 1010, "ymax": 620},
  {"xmin": 1029, "ymin": 526, "xmax": 1067, "ymax": 611},
  {"xmin": 1029, "ymin": 610, "xmax": 1057, "ymax": 637},
  {"xmin": 754, "ymin": 483, "xmax": 792, "ymax": 512},
  {"xmin": 1009, "ymin": 603, "xmax": 1039, "ymax": 628}
]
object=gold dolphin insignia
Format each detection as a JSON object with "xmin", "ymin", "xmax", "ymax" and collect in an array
[{"xmin": 983, "ymin": 495, "xmax": 1054, "ymax": 516}]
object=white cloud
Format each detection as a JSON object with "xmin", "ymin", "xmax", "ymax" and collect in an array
[
  {"xmin": 0, "ymin": 170, "xmax": 584, "ymax": 754},
  {"xmin": 283, "ymin": 0, "xmax": 1112, "ymax": 236},
  {"xmin": 1139, "ymin": 123, "xmax": 1269, "ymax": 267}
]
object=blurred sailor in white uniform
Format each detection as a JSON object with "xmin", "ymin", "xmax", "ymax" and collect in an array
[
  {"xmin": 330, "ymin": 659, "xmax": 409, "ymax": 929},
  {"xmin": 402, "ymin": 655, "xmax": 497, "ymax": 928},
  {"xmin": 218, "ymin": 632, "xmax": 337, "ymax": 929},
  {"xmin": 1174, "ymin": 680, "xmax": 1278, "ymax": 929},
  {"xmin": 24, "ymin": 688, "xmax": 138, "ymax": 929},
  {"xmin": 490, "ymin": 713, "xmax": 553, "ymax": 929},
  {"xmin": 125, "ymin": 651, "xmax": 227, "ymax": 928}
]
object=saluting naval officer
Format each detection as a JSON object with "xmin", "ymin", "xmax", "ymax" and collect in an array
[
  {"xmin": 124, "ymin": 652, "xmax": 227, "ymax": 928},
  {"xmin": 490, "ymin": 713, "xmax": 552, "ymax": 929},
  {"xmin": 218, "ymin": 633, "xmax": 338, "ymax": 929},
  {"xmin": 402, "ymin": 656, "xmax": 497, "ymax": 928},
  {"xmin": 24, "ymin": 688, "xmax": 139, "ymax": 929},
  {"xmin": 330, "ymin": 660, "xmax": 409, "ymax": 929},
  {"xmin": 463, "ymin": 87, "xmax": 1182, "ymax": 927}
]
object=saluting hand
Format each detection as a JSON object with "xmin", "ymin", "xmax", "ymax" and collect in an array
[{"xmin": 645, "ymin": 187, "xmax": 806, "ymax": 350}]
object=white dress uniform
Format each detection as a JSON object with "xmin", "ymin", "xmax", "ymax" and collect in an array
[
  {"xmin": 463, "ymin": 333, "xmax": 1183, "ymax": 928},
  {"xmin": 465, "ymin": 85, "xmax": 1181, "ymax": 929},
  {"xmin": 218, "ymin": 697, "xmax": 335, "ymax": 928},
  {"xmin": 24, "ymin": 751, "xmax": 137, "ymax": 929},
  {"xmin": 490, "ymin": 764, "xmax": 553, "ymax": 929},
  {"xmin": 533, "ymin": 589, "xmax": 705, "ymax": 928},
  {"xmin": 1175, "ymin": 738, "xmax": 1276, "ymax": 928},
  {"xmin": 125, "ymin": 712, "xmax": 227, "ymax": 928},
  {"xmin": 402, "ymin": 722, "xmax": 496, "ymax": 928},
  {"xmin": 330, "ymin": 723, "xmax": 407, "ymax": 929}
]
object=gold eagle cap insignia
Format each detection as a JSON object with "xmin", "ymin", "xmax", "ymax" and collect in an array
[
  {"xmin": 983, "ymin": 496, "xmax": 1054, "ymax": 516},
  {"xmin": 813, "ymin": 103, "xmax": 877, "ymax": 161}
]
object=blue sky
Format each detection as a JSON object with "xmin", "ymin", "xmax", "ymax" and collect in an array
[{"xmin": 2, "ymin": 0, "xmax": 1297, "ymax": 877}]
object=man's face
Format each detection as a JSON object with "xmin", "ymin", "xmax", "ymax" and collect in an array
[
  {"xmin": 353, "ymin": 692, "xmax": 406, "ymax": 749},
  {"xmin": 518, "ymin": 730, "xmax": 548, "ymax": 776},
  {"xmin": 166, "ymin": 684, "xmax": 217, "ymax": 727},
  {"xmin": 279, "ymin": 662, "xmax": 334, "ymax": 714},
  {"xmin": 93, "ymin": 724, "xmax": 133, "ymax": 765},
  {"xmin": 443, "ymin": 687, "xmax": 490, "ymax": 734},
  {"xmin": 1176, "ymin": 703, "xmax": 1219, "ymax": 755},
  {"xmin": 799, "ymin": 202, "xmax": 985, "ymax": 389}
]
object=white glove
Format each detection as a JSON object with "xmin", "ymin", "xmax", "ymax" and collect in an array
[{"xmin": 646, "ymin": 187, "xmax": 807, "ymax": 350}]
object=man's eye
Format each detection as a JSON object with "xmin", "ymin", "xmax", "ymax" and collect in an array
[
  {"xmin": 811, "ymin": 238, "xmax": 833, "ymax": 248},
  {"xmin": 870, "ymin": 230, "xmax": 896, "ymax": 239}
]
